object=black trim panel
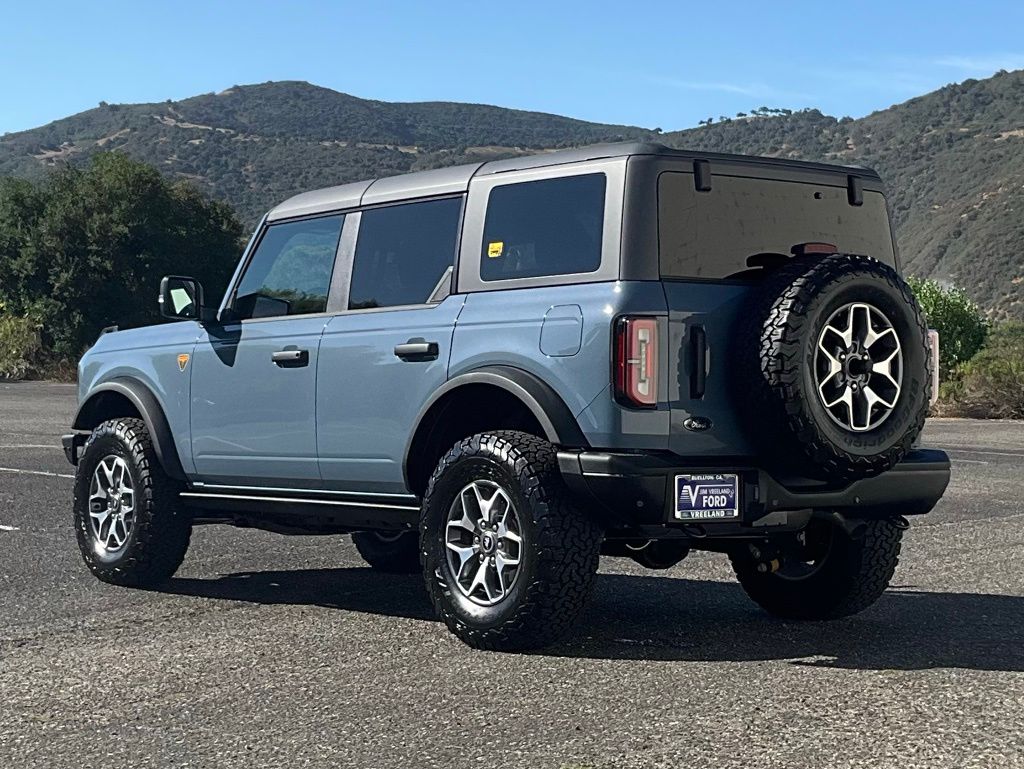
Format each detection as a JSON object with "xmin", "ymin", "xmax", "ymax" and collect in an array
[
  {"xmin": 71, "ymin": 377, "xmax": 186, "ymax": 480},
  {"xmin": 181, "ymin": 489, "xmax": 420, "ymax": 530},
  {"xmin": 403, "ymin": 364, "xmax": 589, "ymax": 489}
]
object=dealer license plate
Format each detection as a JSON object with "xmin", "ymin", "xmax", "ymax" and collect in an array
[{"xmin": 674, "ymin": 473, "xmax": 740, "ymax": 520}]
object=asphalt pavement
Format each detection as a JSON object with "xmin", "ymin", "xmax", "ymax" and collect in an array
[{"xmin": 1, "ymin": 381, "xmax": 1022, "ymax": 768}]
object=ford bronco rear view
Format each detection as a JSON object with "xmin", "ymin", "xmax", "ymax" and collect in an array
[{"xmin": 64, "ymin": 142, "xmax": 950, "ymax": 650}]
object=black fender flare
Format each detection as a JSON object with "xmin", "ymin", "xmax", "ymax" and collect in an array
[
  {"xmin": 72, "ymin": 377, "xmax": 187, "ymax": 481},
  {"xmin": 402, "ymin": 365, "xmax": 589, "ymax": 489}
]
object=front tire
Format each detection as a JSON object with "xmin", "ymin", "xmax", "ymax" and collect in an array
[
  {"xmin": 73, "ymin": 418, "xmax": 192, "ymax": 586},
  {"xmin": 729, "ymin": 518, "xmax": 903, "ymax": 620},
  {"xmin": 421, "ymin": 431, "xmax": 602, "ymax": 651}
]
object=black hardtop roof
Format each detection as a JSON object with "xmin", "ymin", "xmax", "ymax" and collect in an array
[
  {"xmin": 267, "ymin": 141, "xmax": 879, "ymax": 221},
  {"xmin": 479, "ymin": 141, "xmax": 879, "ymax": 178}
]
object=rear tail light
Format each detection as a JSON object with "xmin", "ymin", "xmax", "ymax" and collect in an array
[
  {"xmin": 614, "ymin": 317, "xmax": 659, "ymax": 408},
  {"xmin": 927, "ymin": 329, "xmax": 940, "ymax": 406}
]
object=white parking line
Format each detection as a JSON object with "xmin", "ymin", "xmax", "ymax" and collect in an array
[
  {"xmin": 0, "ymin": 444, "xmax": 62, "ymax": 449},
  {"xmin": 939, "ymin": 447, "xmax": 1024, "ymax": 459},
  {"xmin": 0, "ymin": 466, "xmax": 74, "ymax": 479},
  {"xmin": 951, "ymin": 458, "xmax": 990, "ymax": 465},
  {"xmin": 0, "ymin": 524, "xmax": 19, "ymax": 531}
]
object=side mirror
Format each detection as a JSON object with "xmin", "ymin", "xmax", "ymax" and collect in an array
[{"xmin": 159, "ymin": 276, "xmax": 210, "ymax": 322}]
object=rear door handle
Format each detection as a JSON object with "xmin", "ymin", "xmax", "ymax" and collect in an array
[
  {"xmin": 394, "ymin": 340, "xmax": 439, "ymax": 361},
  {"xmin": 271, "ymin": 348, "xmax": 309, "ymax": 367}
]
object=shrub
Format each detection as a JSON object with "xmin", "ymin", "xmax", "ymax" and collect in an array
[
  {"xmin": 907, "ymin": 277, "xmax": 989, "ymax": 380},
  {"xmin": 0, "ymin": 312, "xmax": 42, "ymax": 380},
  {"xmin": 0, "ymin": 153, "xmax": 245, "ymax": 359},
  {"xmin": 952, "ymin": 323, "xmax": 1024, "ymax": 418}
]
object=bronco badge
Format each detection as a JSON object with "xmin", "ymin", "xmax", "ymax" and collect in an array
[{"xmin": 177, "ymin": 353, "xmax": 190, "ymax": 371}]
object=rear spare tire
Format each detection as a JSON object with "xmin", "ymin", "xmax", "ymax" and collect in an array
[{"xmin": 741, "ymin": 253, "xmax": 929, "ymax": 479}]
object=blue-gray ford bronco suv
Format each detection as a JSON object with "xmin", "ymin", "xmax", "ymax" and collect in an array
[{"xmin": 64, "ymin": 142, "xmax": 950, "ymax": 650}]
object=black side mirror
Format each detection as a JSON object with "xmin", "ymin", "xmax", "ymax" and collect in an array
[{"xmin": 159, "ymin": 276, "xmax": 212, "ymax": 322}]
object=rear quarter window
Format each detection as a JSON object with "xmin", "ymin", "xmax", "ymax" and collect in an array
[
  {"xmin": 480, "ymin": 173, "xmax": 606, "ymax": 282},
  {"xmin": 658, "ymin": 172, "xmax": 896, "ymax": 280}
]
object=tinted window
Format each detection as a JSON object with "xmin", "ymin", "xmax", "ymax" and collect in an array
[
  {"xmin": 349, "ymin": 197, "xmax": 462, "ymax": 310},
  {"xmin": 234, "ymin": 215, "xmax": 343, "ymax": 319},
  {"xmin": 658, "ymin": 173, "xmax": 895, "ymax": 280},
  {"xmin": 480, "ymin": 173, "xmax": 605, "ymax": 282}
]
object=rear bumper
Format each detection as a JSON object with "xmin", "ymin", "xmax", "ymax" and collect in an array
[{"xmin": 557, "ymin": 448, "xmax": 950, "ymax": 530}]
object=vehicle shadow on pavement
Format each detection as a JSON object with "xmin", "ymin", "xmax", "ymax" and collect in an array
[
  {"xmin": 158, "ymin": 570, "xmax": 1024, "ymax": 672},
  {"xmin": 565, "ymin": 574, "xmax": 1024, "ymax": 673}
]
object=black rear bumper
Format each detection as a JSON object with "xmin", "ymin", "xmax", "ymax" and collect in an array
[{"xmin": 557, "ymin": 448, "xmax": 950, "ymax": 530}]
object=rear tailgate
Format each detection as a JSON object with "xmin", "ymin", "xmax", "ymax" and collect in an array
[{"xmin": 658, "ymin": 167, "xmax": 897, "ymax": 458}]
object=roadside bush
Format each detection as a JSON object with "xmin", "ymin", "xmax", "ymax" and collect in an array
[
  {"xmin": 950, "ymin": 323, "xmax": 1024, "ymax": 419},
  {"xmin": 0, "ymin": 311, "xmax": 42, "ymax": 380},
  {"xmin": 907, "ymin": 277, "xmax": 988, "ymax": 380}
]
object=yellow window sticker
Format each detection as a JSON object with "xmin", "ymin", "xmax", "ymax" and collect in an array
[{"xmin": 487, "ymin": 241, "xmax": 504, "ymax": 258}]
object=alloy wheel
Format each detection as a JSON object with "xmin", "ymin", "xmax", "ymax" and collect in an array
[
  {"xmin": 444, "ymin": 480, "xmax": 523, "ymax": 606},
  {"xmin": 815, "ymin": 302, "xmax": 903, "ymax": 432},
  {"xmin": 87, "ymin": 455, "xmax": 136, "ymax": 553}
]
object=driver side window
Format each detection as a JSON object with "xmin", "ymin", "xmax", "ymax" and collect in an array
[{"xmin": 234, "ymin": 214, "xmax": 344, "ymax": 319}]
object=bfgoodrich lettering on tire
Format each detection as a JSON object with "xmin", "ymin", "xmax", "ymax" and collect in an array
[
  {"xmin": 73, "ymin": 418, "xmax": 192, "ymax": 586},
  {"xmin": 420, "ymin": 430, "xmax": 602, "ymax": 651},
  {"xmin": 740, "ymin": 253, "xmax": 930, "ymax": 480}
]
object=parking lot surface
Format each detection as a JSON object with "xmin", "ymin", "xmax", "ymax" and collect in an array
[{"xmin": 1, "ymin": 382, "xmax": 1022, "ymax": 768}]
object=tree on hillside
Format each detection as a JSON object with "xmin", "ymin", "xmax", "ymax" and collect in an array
[
  {"xmin": 0, "ymin": 153, "xmax": 245, "ymax": 358},
  {"xmin": 907, "ymin": 277, "xmax": 989, "ymax": 379}
]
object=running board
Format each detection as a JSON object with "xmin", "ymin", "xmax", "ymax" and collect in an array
[{"xmin": 180, "ymin": 488, "xmax": 421, "ymax": 531}]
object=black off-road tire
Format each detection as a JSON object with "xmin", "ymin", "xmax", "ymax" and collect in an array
[
  {"xmin": 729, "ymin": 519, "xmax": 903, "ymax": 620},
  {"xmin": 739, "ymin": 253, "xmax": 929, "ymax": 480},
  {"xmin": 351, "ymin": 530, "xmax": 421, "ymax": 574},
  {"xmin": 73, "ymin": 418, "xmax": 192, "ymax": 586},
  {"xmin": 420, "ymin": 431, "xmax": 602, "ymax": 651}
]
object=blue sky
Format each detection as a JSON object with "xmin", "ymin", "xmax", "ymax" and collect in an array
[{"xmin": 3, "ymin": 0, "xmax": 1023, "ymax": 135}]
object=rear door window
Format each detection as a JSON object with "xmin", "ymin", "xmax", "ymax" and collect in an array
[
  {"xmin": 658, "ymin": 172, "xmax": 896, "ymax": 280},
  {"xmin": 234, "ymin": 214, "xmax": 344, "ymax": 319},
  {"xmin": 480, "ymin": 173, "xmax": 606, "ymax": 282},
  {"xmin": 348, "ymin": 197, "xmax": 463, "ymax": 310}
]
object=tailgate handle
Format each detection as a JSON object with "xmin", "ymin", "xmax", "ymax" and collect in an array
[{"xmin": 689, "ymin": 326, "xmax": 707, "ymax": 399}]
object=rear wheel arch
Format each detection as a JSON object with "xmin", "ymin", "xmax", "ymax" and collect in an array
[
  {"xmin": 403, "ymin": 367, "xmax": 587, "ymax": 497},
  {"xmin": 73, "ymin": 378, "xmax": 186, "ymax": 481}
]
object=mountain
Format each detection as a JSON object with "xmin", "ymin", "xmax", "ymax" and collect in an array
[
  {"xmin": 0, "ymin": 81, "xmax": 650, "ymax": 225},
  {"xmin": 2, "ymin": 75, "xmax": 1023, "ymax": 318}
]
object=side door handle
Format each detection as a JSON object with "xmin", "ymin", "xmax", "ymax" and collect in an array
[
  {"xmin": 271, "ymin": 348, "xmax": 309, "ymax": 367},
  {"xmin": 394, "ymin": 340, "xmax": 439, "ymax": 361}
]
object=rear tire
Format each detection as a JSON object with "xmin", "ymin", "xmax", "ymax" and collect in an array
[
  {"xmin": 730, "ymin": 518, "xmax": 902, "ymax": 620},
  {"xmin": 420, "ymin": 430, "xmax": 602, "ymax": 651},
  {"xmin": 73, "ymin": 418, "xmax": 192, "ymax": 587},
  {"xmin": 351, "ymin": 530, "xmax": 421, "ymax": 573}
]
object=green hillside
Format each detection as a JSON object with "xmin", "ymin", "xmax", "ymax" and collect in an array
[
  {"xmin": 0, "ymin": 81, "xmax": 650, "ymax": 224},
  {"xmin": 2, "ymin": 74, "xmax": 1023, "ymax": 318}
]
